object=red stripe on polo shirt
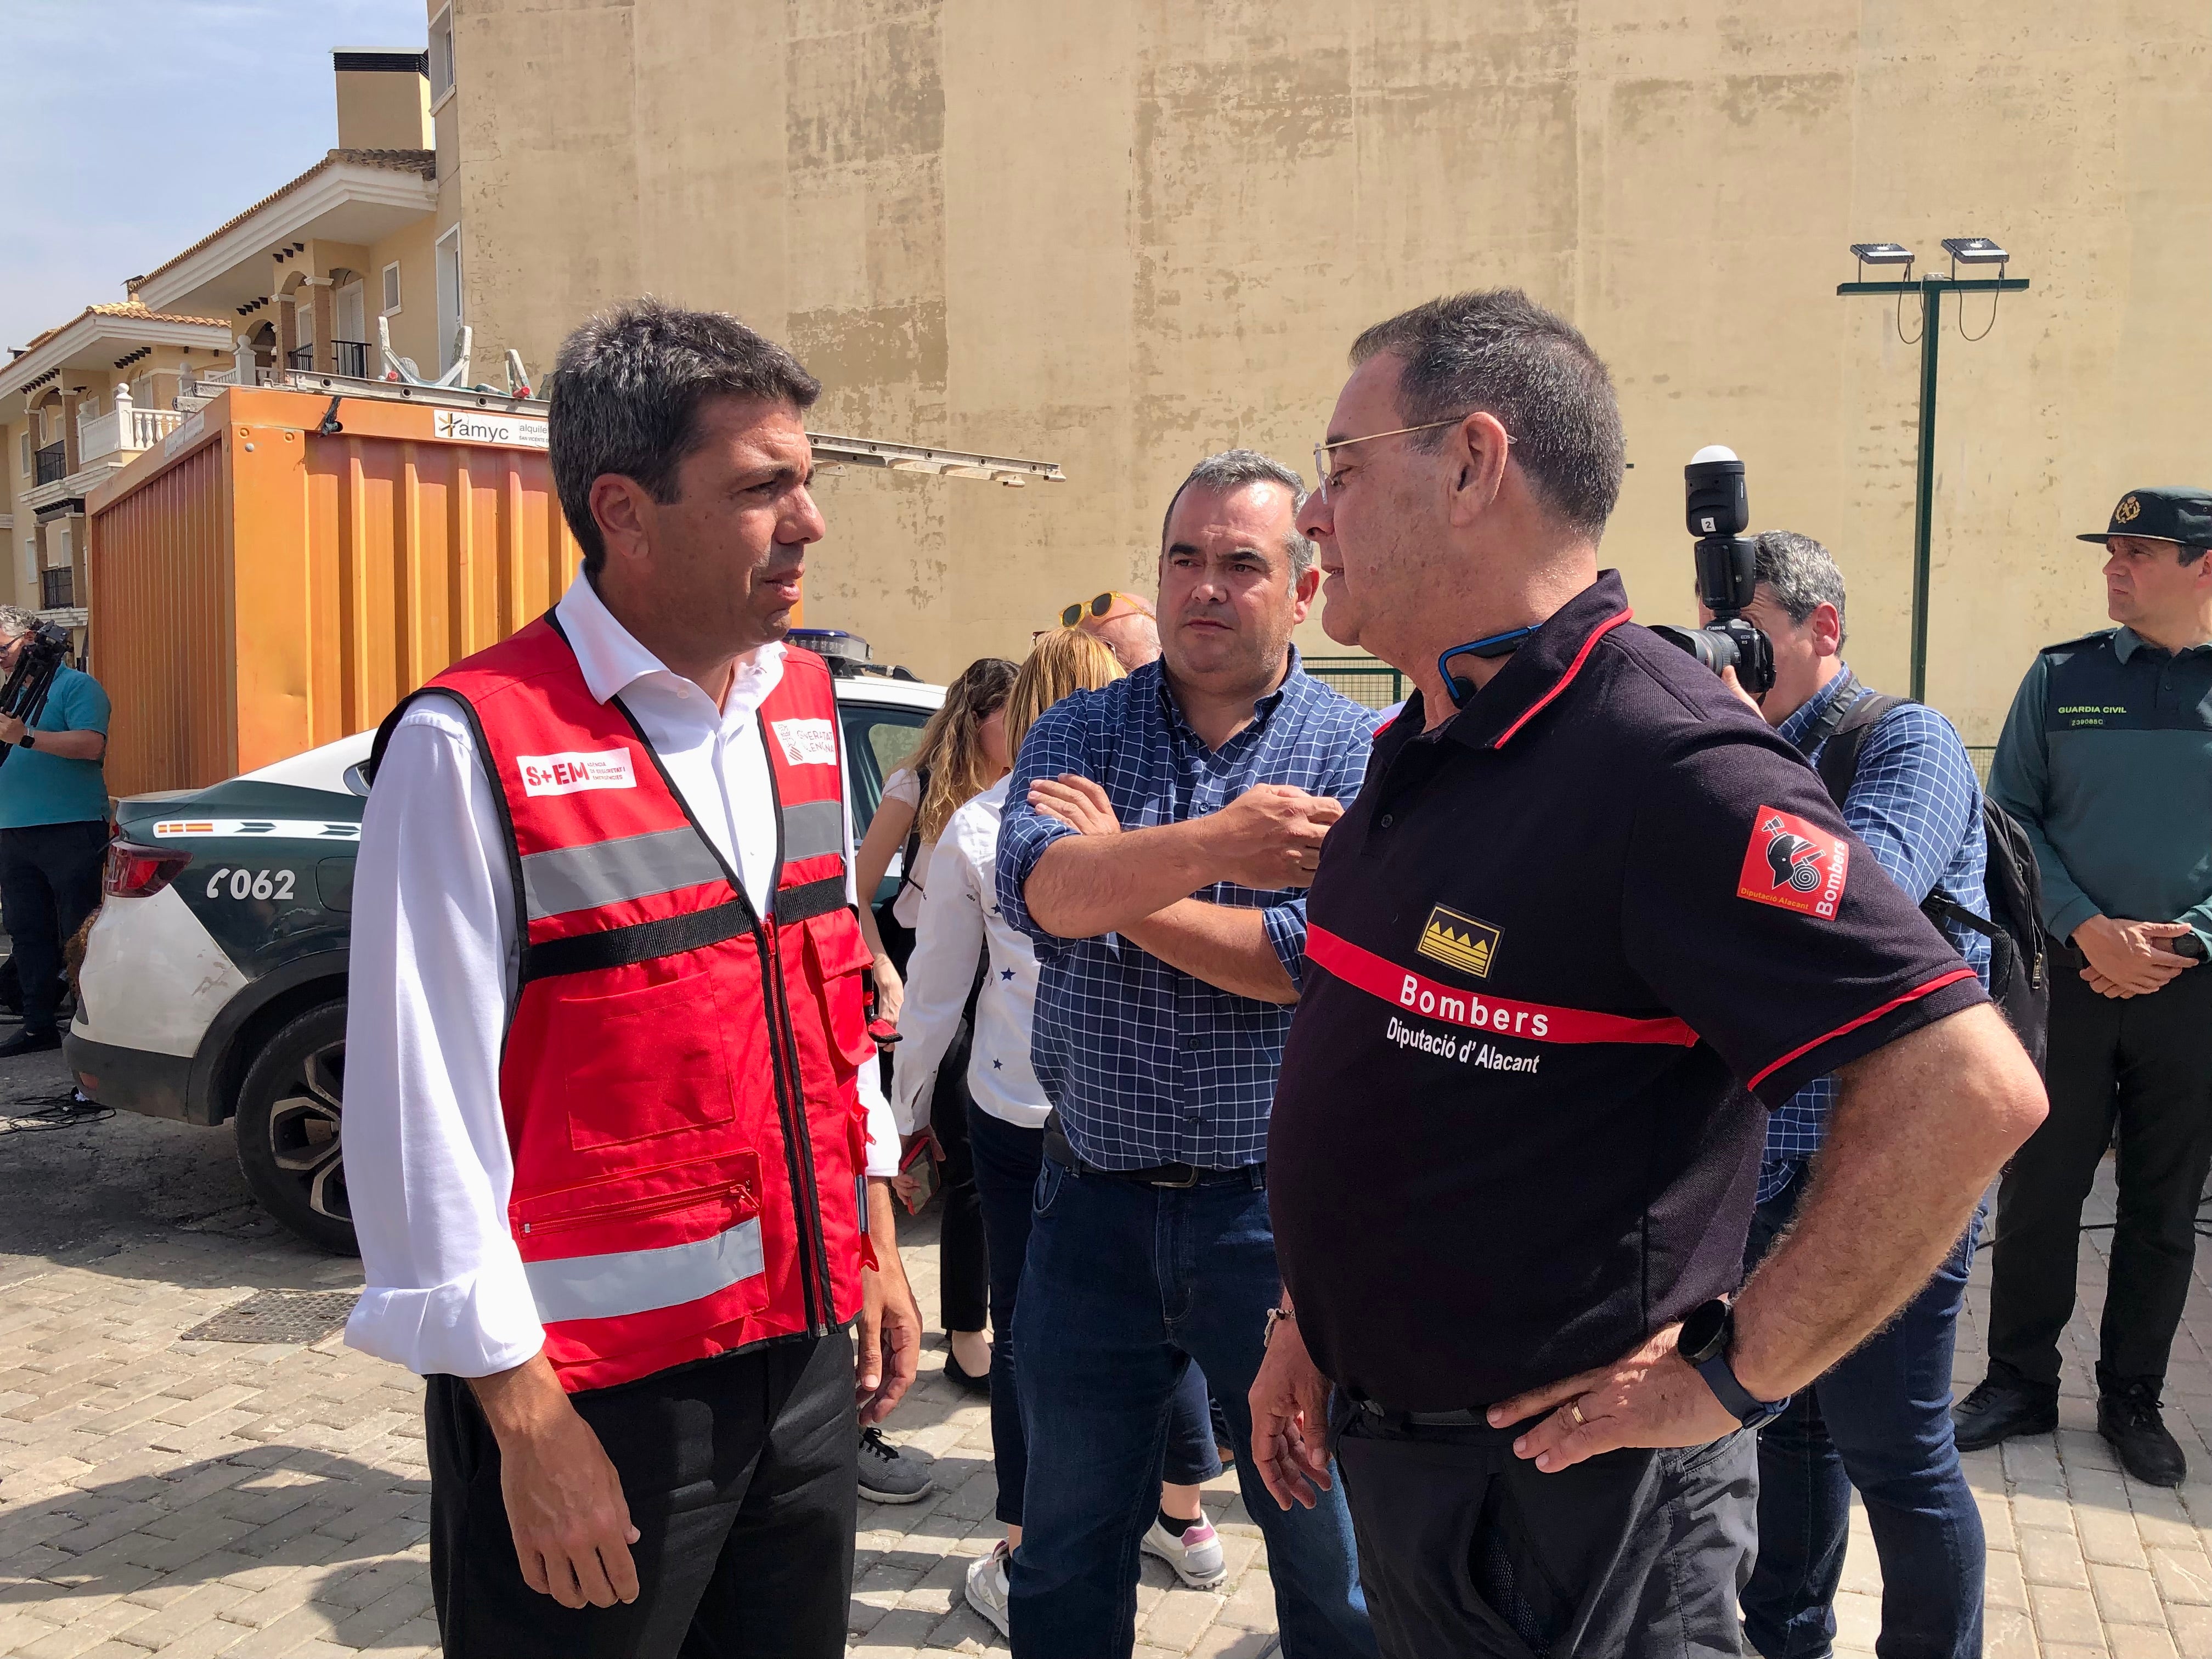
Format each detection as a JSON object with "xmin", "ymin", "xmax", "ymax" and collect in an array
[
  {"xmin": 1306, "ymin": 926, "xmax": 1700, "ymax": 1047},
  {"xmin": 1745, "ymin": 967, "xmax": 1978, "ymax": 1091},
  {"xmin": 1493, "ymin": 608, "xmax": 1633, "ymax": 748}
]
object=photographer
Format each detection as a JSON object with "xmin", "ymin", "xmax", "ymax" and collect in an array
[
  {"xmin": 1706, "ymin": 533, "xmax": 1993, "ymax": 1659},
  {"xmin": 1250, "ymin": 289, "xmax": 2045, "ymax": 1659},
  {"xmin": 0, "ymin": 606, "xmax": 110, "ymax": 1058}
]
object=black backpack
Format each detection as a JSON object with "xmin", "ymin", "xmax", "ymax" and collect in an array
[{"xmin": 1811, "ymin": 690, "xmax": 2050, "ymax": 1074}]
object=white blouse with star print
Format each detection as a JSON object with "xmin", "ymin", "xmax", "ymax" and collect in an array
[{"xmin": 891, "ymin": 776, "xmax": 1050, "ymax": 1133}]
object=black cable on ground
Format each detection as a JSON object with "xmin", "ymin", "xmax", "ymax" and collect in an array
[{"xmin": 0, "ymin": 1092, "xmax": 112, "ymax": 1135}]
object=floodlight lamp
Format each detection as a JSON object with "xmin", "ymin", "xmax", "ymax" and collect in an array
[
  {"xmin": 1942, "ymin": 237, "xmax": 2007, "ymax": 265},
  {"xmin": 1850, "ymin": 242, "xmax": 1915, "ymax": 266}
]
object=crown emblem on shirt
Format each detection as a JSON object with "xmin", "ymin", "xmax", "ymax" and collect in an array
[
  {"xmin": 1417, "ymin": 904, "xmax": 1501, "ymax": 979},
  {"xmin": 2114, "ymin": 493, "xmax": 2142, "ymax": 524}
]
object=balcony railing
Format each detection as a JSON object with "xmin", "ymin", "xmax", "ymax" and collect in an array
[
  {"xmin": 76, "ymin": 405, "xmax": 185, "ymax": 467},
  {"xmin": 33, "ymin": 443, "xmax": 66, "ymax": 486},
  {"xmin": 40, "ymin": 568, "xmax": 73, "ymax": 611},
  {"xmin": 287, "ymin": 346, "xmax": 313, "ymax": 370},
  {"xmin": 332, "ymin": 340, "xmax": 370, "ymax": 377}
]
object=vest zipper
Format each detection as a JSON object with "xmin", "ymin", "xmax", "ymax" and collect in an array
[
  {"xmin": 519, "ymin": 1178, "xmax": 756, "ymax": 1237},
  {"xmin": 765, "ymin": 919, "xmax": 838, "ymax": 1331},
  {"xmin": 757, "ymin": 715, "xmax": 840, "ymax": 1336}
]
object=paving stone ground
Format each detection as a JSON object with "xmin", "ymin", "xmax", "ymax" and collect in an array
[{"xmin": 0, "ymin": 1057, "xmax": 2205, "ymax": 1658}]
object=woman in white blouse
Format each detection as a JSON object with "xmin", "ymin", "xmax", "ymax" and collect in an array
[
  {"xmin": 854, "ymin": 658, "xmax": 1018, "ymax": 1391},
  {"xmin": 893, "ymin": 629, "xmax": 1228, "ymax": 1635}
]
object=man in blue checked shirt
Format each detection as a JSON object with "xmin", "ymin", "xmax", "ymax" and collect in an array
[
  {"xmin": 1707, "ymin": 532, "xmax": 1992, "ymax": 1659},
  {"xmin": 995, "ymin": 449, "xmax": 1380, "ymax": 1659}
]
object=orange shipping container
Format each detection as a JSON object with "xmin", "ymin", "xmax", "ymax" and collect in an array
[{"xmin": 87, "ymin": 383, "xmax": 579, "ymax": 800}]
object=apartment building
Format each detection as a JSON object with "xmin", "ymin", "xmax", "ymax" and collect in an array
[{"xmin": 0, "ymin": 47, "xmax": 453, "ymax": 635}]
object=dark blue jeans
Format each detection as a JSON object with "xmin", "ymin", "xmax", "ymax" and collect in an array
[
  {"xmin": 1009, "ymin": 1156, "xmax": 1376, "ymax": 1659},
  {"xmin": 967, "ymin": 1105, "xmax": 1217, "ymax": 1528},
  {"xmin": 1742, "ymin": 1171, "xmax": 1985, "ymax": 1659}
]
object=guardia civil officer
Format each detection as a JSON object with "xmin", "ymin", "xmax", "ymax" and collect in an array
[
  {"xmin": 1245, "ymin": 290, "xmax": 2047, "ymax": 1659},
  {"xmin": 343, "ymin": 301, "xmax": 921, "ymax": 1658},
  {"xmin": 1955, "ymin": 488, "xmax": 2212, "ymax": 1487}
]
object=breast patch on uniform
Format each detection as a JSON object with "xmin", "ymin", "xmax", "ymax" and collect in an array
[{"xmin": 1416, "ymin": 904, "xmax": 1501, "ymax": 979}]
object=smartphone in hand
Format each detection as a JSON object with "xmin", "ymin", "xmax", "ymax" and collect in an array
[{"xmin": 898, "ymin": 1133, "xmax": 941, "ymax": 1217}]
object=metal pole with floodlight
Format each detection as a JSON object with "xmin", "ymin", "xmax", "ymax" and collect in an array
[{"xmin": 1838, "ymin": 238, "xmax": 2030, "ymax": 701}]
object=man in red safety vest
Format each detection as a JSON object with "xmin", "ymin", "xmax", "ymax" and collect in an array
[{"xmin": 343, "ymin": 299, "xmax": 921, "ymax": 1659}]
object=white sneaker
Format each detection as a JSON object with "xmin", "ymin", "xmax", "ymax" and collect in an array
[
  {"xmin": 965, "ymin": 1540, "xmax": 1012, "ymax": 1637},
  {"xmin": 1142, "ymin": 1515, "xmax": 1227, "ymax": 1589}
]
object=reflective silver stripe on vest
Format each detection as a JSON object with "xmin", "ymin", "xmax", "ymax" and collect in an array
[
  {"xmin": 781, "ymin": 799, "xmax": 845, "ymax": 865},
  {"xmin": 520, "ymin": 827, "xmax": 727, "ymax": 921},
  {"xmin": 523, "ymin": 1217, "xmax": 765, "ymax": 1325}
]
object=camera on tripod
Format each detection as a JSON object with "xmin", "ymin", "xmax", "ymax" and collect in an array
[{"xmin": 1650, "ymin": 447, "xmax": 1776, "ymax": 697}]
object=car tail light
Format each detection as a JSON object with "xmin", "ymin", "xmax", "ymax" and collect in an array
[{"xmin": 104, "ymin": 840, "xmax": 191, "ymax": 898}]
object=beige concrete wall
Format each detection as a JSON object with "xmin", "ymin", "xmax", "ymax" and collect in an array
[
  {"xmin": 446, "ymin": 0, "xmax": 2212, "ymax": 740},
  {"xmin": 367, "ymin": 216, "xmax": 443, "ymax": 376},
  {"xmin": 336, "ymin": 65, "xmax": 433, "ymax": 151},
  {"xmin": 1, "ymin": 418, "xmax": 26, "ymax": 608}
]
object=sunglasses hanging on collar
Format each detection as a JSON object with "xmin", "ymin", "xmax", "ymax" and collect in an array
[{"xmin": 1438, "ymin": 624, "xmax": 1543, "ymax": 708}]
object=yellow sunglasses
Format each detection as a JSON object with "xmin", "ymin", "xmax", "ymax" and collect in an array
[{"xmin": 1057, "ymin": 591, "xmax": 1153, "ymax": 629}]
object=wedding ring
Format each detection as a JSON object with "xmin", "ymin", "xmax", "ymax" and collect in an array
[{"xmin": 1567, "ymin": 1400, "xmax": 1586, "ymax": 1427}]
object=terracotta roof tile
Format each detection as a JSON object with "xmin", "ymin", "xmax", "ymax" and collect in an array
[
  {"xmin": 128, "ymin": 148, "xmax": 437, "ymax": 293},
  {"xmin": 15, "ymin": 303, "xmax": 233, "ymax": 359}
]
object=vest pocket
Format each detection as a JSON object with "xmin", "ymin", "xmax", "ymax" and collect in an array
[
  {"xmin": 553, "ymin": 967, "xmax": 738, "ymax": 1150},
  {"xmin": 510, "ymin": 1150, "xmax": 769, "ymax": 1330},
  {"xmin": 803, "ymin": 910, "xmax": 879, "ymax": 1075}
]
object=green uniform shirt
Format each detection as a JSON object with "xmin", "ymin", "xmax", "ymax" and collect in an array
[
  {"xmin": 1988, "ymin": 627, "xmax": 2212, "ymax": 950},
  {"xmin": 0, "ymin": 665, "xmax": 111, "ymax": 830}
]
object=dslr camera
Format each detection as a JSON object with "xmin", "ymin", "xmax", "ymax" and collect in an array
[{"xmin": 1651, "ymin": 447, "xmax": 1775, "ymax": 697}]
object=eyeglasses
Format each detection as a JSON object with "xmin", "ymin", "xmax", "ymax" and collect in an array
[
  {"xmin": 1312, "ymin": 417, "xmax": 1503, "ymax": 502},
  {"xmin": 1057, "ymin": 591, "xmax": 1153, "ymax": 629}
]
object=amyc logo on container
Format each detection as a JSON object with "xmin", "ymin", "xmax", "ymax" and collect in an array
[
  {"xmin": 518, "ymin": 748, "xmax": 637, "ymax": 797},
  {"xmin": 433, "ymin": 409, "xmax": 549, "ymax": 449}
]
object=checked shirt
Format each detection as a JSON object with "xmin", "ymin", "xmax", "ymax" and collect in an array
[
  {"xmin": 996, "ymin": 651, "xmax": 1380, "ymax": 1171},
  {"xmin": 1762, "ymin": 667, "xmax": 1991, "ymax": 1200}
]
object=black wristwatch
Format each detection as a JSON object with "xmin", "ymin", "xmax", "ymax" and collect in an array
[
  {"xmin": 1679, "ymin": 1299, "xmax": 1789, "ymax": 1428},
  {"xmin": 16, "ymin": 731, "xmax": 32, "ymax": 751}
]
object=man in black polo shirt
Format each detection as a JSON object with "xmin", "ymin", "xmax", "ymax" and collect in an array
[{"xmin": 1246, "ymin": 290, "xmax": 2047, "ymax": 1659}]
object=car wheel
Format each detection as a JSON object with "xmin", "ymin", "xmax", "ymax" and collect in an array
[{"xmin": 233, "ymin": 1001, "xmax": 356, "ymax": 1255}]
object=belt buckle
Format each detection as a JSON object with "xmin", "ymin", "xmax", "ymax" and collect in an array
[{"xmin": 1148, "ymin": 1165, "xmax": 1201, "ymax": 1189}]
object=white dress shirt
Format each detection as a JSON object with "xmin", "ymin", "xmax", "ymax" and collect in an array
[
  {"xmin": 344, "ymin": 574, "xmax": 895, "ymax": 1379},
  {"xmin": 891, "ymin": 779, "xmax": 1050, "ymax": 1134}
]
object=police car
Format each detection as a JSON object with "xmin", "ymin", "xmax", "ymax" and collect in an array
[{"xmin": 65, "ymin": 635, "xmax": 940, "ymax": 1251}]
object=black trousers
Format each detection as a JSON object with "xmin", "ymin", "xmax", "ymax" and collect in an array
[
  {"xmin": 1336, "ymin": 1407, "xmax": 1756, "ymax": 1659},
  {"xmin": 1988, "ymin": 962, "xmax": 2212, "ymax": 1392},
  {"xmin": 880, "ymin": 904, "xmax": 989, "ymax": 1333},
  {"xmin": 426, "ymin": 1331, "xmax": 857, "ymax": 1659},
  {"xmin": 0, "ymin": 821, "xmax": 107, "ymax": 1035}
]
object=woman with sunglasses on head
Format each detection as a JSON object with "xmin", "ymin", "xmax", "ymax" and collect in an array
[
  {"xmin": 854, "ymin": 656, "xmax": 1019, "ymax": 1408},
  {"xmin": 893, "ymin": 629, "xmax": 1229, "ymax": 1637},
  {"xmin": 1056, "ymin": 589, "xmax": 1162, "ymax": 673}
]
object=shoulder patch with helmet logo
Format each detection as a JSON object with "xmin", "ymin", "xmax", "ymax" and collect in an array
[
  {"xmin": 517, "ymin": 748, "xmax": 637, "ymax": 797},
  {"xmin": 772, "ymin": 718, "xmax": 838, "ymax": 766},
  {"xmin": 1737, "ymin": 806, "xmax": 1848, "ymax": 919}
]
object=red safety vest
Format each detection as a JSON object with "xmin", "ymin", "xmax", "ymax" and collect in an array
[{"xmin": 373, "ymin": 614, "xmax": 878, "ymax": 1392}]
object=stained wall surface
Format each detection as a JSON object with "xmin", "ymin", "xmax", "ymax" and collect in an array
[{"xmin": 444, "ymin": 0, "xmax": 2212, "ymax": 740}]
